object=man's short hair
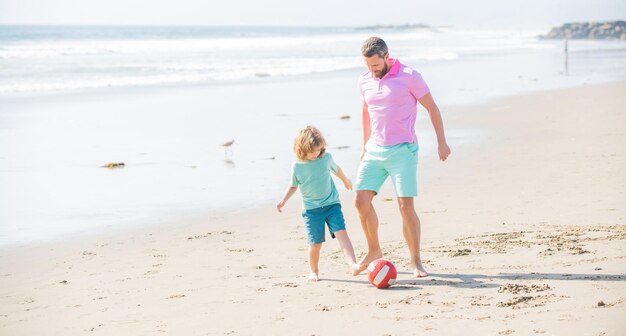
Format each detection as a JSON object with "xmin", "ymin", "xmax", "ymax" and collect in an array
[{"xmin": 361, "ymin": 37, "xmax": 388, "ymax": 58}]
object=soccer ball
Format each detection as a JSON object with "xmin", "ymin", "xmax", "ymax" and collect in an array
[{"xmin": 367, "ymin": 259, "xmax": 397, "ymax": 289}]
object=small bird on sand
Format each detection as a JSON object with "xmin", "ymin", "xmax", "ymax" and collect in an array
[{"xmin": 221, "ymin": 139, "xmax": 235, "ymax": 148}]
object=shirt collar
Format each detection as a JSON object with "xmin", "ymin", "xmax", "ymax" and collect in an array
[
  {"xmin": 371, "ymin": 57, "xmax": 401, "ymax": 79},
  {"xmin": 387, "ymin": 57, "xmax": 400, "ymax": 76}
]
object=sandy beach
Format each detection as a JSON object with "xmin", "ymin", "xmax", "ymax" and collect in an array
[{"xmin": 1, "ymin": 81, "xmax": 625, "ymax": 335}]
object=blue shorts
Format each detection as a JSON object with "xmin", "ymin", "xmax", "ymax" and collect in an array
[
  {"xmin": 301, "ymin": 203, "xmax": 346, "ymax": 244},
  {"xmin": 355, "ymin": 142, "xmax": 419, "ymax": 197}
]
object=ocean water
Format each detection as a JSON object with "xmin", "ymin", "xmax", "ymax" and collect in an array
[
  {"xmin": 2, "ymin": 25, "xmax": 624, "ymax": 97},
  {"xmin": 1, "ymin": 25, "xmax": 625, "ymax": 245}
]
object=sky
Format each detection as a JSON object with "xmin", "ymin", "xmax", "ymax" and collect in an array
[{"xmin": 0, "ymin": 0, "xmax": 624, "ymax": 26}]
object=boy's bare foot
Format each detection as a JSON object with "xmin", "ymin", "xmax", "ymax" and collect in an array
[
  {"xmin": 308, "ymin": 272, "xmax": 320, "ymax": 282},
  {"xmin": 413, "ymin": 262, "xmax": 428, "ymax": 278},
  {"xmin": 350, "ymin": 263, "xmax": 361, "ymax": 276},
  {"xmin": 354, "ymin": 250, "xmax": 383, "ymax": 275}
]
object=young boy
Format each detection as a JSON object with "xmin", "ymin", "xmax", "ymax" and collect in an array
[{"xmin": 276, "ymin": 126, "xmax": 359, "ymax": 282}]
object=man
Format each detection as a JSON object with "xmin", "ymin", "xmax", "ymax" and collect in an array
[{"xmin": 354, "ymin": 37, "xmax": 451, "ymax": 278}]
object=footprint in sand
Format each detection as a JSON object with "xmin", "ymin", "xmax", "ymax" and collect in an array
[
  {"xmin": 188, "ymin": 231, "xmax": 234, "ymax": 241},
  {"xmin": 315, "ymin": 304, "xmax": 332, "ymax": 311},
  {"xmin": 470, "ymin": 295, "xmax": 493, "ymax": 307},
  {"xmin": 496, "ymin": 294, "xmax": 563, "ymax": 309},
  {"xmin": 498, "ymin": 283, "xmax": 552, "ymax": 294},
  {"xmin": 226, "ymin": 248, "xmax": 254, "ymax": 253},
  {"xmin": 274, "ymin": 282, "xmax": 299, "ymax": 288}
]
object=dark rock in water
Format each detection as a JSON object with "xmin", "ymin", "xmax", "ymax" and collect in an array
[{"xmin": 540, "ymin": 21, "xmax": 626, "ymax": 40}]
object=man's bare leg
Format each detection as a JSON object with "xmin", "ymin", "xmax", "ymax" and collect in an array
[
  {"xmin": 398, "ymin": 197, "xmax": 428, "ymax": 277},
  {"xmin": 354, "ymin": 190, "xmax": 383, "ymax": 274}
]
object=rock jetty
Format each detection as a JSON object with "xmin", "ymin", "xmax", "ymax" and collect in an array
[{"xmin": 541, "ymin": 21, "xmax": 626, "ymax": 40}]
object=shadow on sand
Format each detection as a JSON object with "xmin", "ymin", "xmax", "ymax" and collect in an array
[
  {"xmin": 317, "ymin": 272, "xmax": 624, "ymax": 291},
  {"xmin": 393, "ymin": 272, "xmax": 626, "ymax": 289}
]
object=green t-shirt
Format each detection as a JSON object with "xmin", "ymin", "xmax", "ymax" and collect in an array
[{"xmin": 291, "ymin": 153, "xmax": 340, "ymax": 210}]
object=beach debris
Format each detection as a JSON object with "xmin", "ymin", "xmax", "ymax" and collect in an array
[
  {"xmin": 334, "ymin": 145, "xmax": 350, "ymax": 150},
  {"xmin": 597, "ymin": 301, "xmax": 606, "ymax": 307},
  {"xmin": 382, "ymin": 198, "xmax": 393, "ymax": 202},
  {"xmin": 166, "ymin": 294, "xmax": 186, "ymax": 299},
  {"xmin": 101, "ymin": 162, "xmax": 125, "ymax": 169},
  {"xmin": 59, "ymin": 280, "xmax": 69, "ymax": 285},
  {"xmin": 339, "ymin": 115, "xmax": 351, "ymax": 120}
]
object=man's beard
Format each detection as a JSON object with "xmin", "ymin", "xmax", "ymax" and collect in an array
[{"xmin": 375, "ymin": 62, "xmax": 389, "ymax": 79}]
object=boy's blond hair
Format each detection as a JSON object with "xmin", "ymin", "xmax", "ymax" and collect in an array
[{"xmin": 294, "ymin": 126, "xmax": 327, "ymax": 161}]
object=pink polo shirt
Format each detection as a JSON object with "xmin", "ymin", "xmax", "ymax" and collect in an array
[{"xmin": 358, "ymin": 58, "xmax": 430, "ymax": 146}]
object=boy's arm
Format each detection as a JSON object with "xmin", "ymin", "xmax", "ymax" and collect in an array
[
  {"xmin": 276, "ymin": 186, "xmax": 298, "ymax": 213},
  {"xmin": 418, "ymin": 93, "xmax": 451, "ymax": 161},
  {"xmin": 361, "ymin": 100, "xmax": 371, "ymax": 160},
  {"xmin": 332, "ymin": 166, "xmax": 353, "ymax": 191}
]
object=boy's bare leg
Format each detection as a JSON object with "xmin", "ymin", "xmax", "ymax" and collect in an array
[
  {"xmin": 333, "ymin": 230, "xmax": 360, "ymax": 275},
  {"xmin": 308, "ymin": 243, "xmax": 322, "ymax": 282},
  {"xmin": 354, "ymin": 190, "xmax": 383, "ymax": 274},
  {"xmin": 397, "ymin": 197, "xmax": 428, "ymax": 277}
]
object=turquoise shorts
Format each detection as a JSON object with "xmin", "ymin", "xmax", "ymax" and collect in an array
[
  {"xmin": 355, "ymin": 142, "xmax": 419, "ymax": 197},
  {"xmin": 301, "ymin": 203, "xmax": 346, "ymax": 244}
]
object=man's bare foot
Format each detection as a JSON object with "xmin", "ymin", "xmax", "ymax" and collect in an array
[
  {"xmin": 354, "ymin": 250, "xmax": 383, "ymax": 275},
  {"xmin": 308, "ymin": 272, "xmax": 320, "ymax": 282},
  {"xmin": 413, "ymin": 262, "xmax": 428, "ymax": 278}
]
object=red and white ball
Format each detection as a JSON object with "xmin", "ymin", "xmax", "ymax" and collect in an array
[{"xmin": 367, "ymin": 259, "xmax": 397, "ymax": 289}]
